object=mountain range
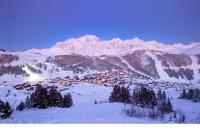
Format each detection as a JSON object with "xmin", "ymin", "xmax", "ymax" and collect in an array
[{"xmin": 0, "ymin": 35, "xmax": 200, "ymax": 83}]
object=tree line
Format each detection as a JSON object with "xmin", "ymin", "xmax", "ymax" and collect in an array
[
  {"xmin": 109, "ymin": 85, "xmax": 174, "ymax": 118},
  {"xmin": 179, "ymin": 88, "xmax": 200, "ymax": 102},
  {"xmin": 17, "ymin": 84, "xmax": 73, "ymax": 111},
  {"xmin": 0, "ymin": 84, "xmax": 73, "ymax": 119}
]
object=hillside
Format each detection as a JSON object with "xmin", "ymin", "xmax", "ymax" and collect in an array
[{"xmin": 0, "ymin": 35, "xmax": 199, "ymax": 83}]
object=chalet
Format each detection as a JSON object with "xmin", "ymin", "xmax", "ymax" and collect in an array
[
  {"xmin": 60, "ymin": 88, "xmax": 69, "ymax": 92},
  {"xmin": 49, "ymin": 80, "xmax": 57, "ymax": 83},
  {"xmin": 26, "ymin": 87, "xmax": 34, "ymax": 91},
  {"xmin": 32, "ymin": 84, "xmax": 37, "ymax": 87},
  {"xmin": 15, "ymin": 85, "xmax": 23, "ymax": 90},
  {"xmin": 59, "ymin": 79, "xmax": 66, "ymax": 84},
  {"xmin": 23, "ymin": 83, "xmax": 32, "ymax": 88},
  {"xmin": 107, "ymin": 79, "xmax": 114, "ymax": 84},
  {"xmin": 64, "ymin": 83, "xmax": 72, "ymax": 86},
  {"xmin": 65, "ymin": 76, "xmax": 70, "ymax": 79},
  {"xmin": 94, "ymin": 79, "xmax": 102, "ymax": 84}
]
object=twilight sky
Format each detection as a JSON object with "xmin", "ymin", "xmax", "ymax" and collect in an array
[{"xmin": 0, "ymin": 0, "xmax": 200, "ymax": 51}]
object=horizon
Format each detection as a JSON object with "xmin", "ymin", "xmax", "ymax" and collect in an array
[
  {"xmin": 2, "ymin": 34, "xmax": 200, "ymax": 52},
  {"xmin": 1, "ymin": 0, "xmax": 200, "ymax": 51},
  {"xmin": 2, "ymin": 33, "xmax": 200, "ymax": 52}
]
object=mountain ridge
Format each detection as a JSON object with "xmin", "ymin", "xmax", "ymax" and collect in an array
[
  {"xmin": 0, "ymin": 35, "xmax": 200, "ymax": 83},
  {"xmin": 26, "ymin": 35, "xmax": 200, "ymax": 56}
]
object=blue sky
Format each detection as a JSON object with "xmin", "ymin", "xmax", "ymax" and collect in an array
[{"xmin": 0, "ymin": 0, "xmax": 200, "ymax": 51}]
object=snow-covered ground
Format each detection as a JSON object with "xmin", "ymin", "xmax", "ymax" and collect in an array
[
  {"xmin": 0, "ymin": 83, "xmax": 156, "ymax": 123},
  {"xmin": 0, "ymin": 83, "xmax": 200, "ymax": 123}
]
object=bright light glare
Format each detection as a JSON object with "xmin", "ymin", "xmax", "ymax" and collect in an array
[{"xmin": 22, "ymin": 66, "xmax": 43, "ymax": 82}]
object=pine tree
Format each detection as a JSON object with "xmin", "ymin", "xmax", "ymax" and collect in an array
[
  {"xmin": 30, "ymin": 93, "xmax": 36, "ymax": 108},
  {"xmin": 25, "ymin": 96, "xmax": 31, "ymax": 109},
  {"xmin": 109, "ymin": 85, "xmax": 120, "ymax": 102},
  {"xmin": 0, "ymin": 102, "xmax": 12, "ymax": 119},
  {"xmin": 166, "ymin": 98, "xmax": 173, "ymax": 113},
  {"xmin": 150, "ymin": 90, "xmax": 157, "ymax": 107},
  {"xmin": 16, "ymin": 101, "xmax": 25, "ymax": 111},
  {"xmin": 120, "ymin": 87, "xmax": 130, "ymax": 103},
  {"xmin": 62, "ymin": 93, "xmax": 73, "ymax": 108},
  {"xmin": 157, "ymin": 98, "xmax": 173, "ymax": 114},
  {"xmin": 197, "ymin": 89, "xmax": 200, "ymax": 102},
  {"xmin": 187, "ymin": 89, "xmax": 194, "ymax": 100},
  {"xmin": 161, "ymin": 91, "xmax": 166, "ymax": 101},
  {"xmin": 158, "ymin": 100, "xmax": 166, "ymax": 115},
  {"xmin": 173, "ymin": 111, "xmax": 177, "ymax": 119},
  {"xmin": 179, "ymin": 88, "xmax": 200, "ymax": 102},
  {"xmin": 181, "ymin": 89, "xmax": 187, "ymax": 99},
  {"xmin": 48, "ymin": 88, "xmax": 63, "ymax": 107},
  {"xmin": 30, "ymin": 84, "xmax": 49, "ymax": 109},
  {"xmin": 192, "ymin": 89, "xmax": 200, "ymax": 102},
  {"xmin": 157, "ymin": 89, "xmax": 162, "ymax": 101},
  {"xmin": 109, "ymin": 85, "xmax": 130, "ymax": 103},
  {"xmin": 0, "ymin": 99, "xmax": 5, "ymax": 110},
  {"xmin": 157, "ymin": 89, "xmax": 166, "ymax": 101},
  {"xmin": 132, "ymin": 87, "xmax": 157, "ymax": 108},
  {"xmin": 26, "ymin": 84, "xmax": 74, "ymax": 109}
]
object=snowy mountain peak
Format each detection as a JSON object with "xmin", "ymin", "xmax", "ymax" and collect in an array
[
  {"xmin": 131, "ymin": 37, "xmax": 144, "ymax": 44},
  {"xmin": 77, "ymin": 35, "xmax": 101, "ymax": 43},
  {"xmin": 54, "ymin": 35, "xmax": 101, "ymax": 47},
  {"xmin": 26, "ymin": 35, "xmax": 200, "ymax": 56}
]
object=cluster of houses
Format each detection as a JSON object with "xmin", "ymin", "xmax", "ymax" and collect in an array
[
  {"xmin": 49, "ymin": 69, "xmax": 133, "ymax": 87},
  {"xmin": 13, "ymin": 82, "xmax": 60, "ymax": 91},
  {"xmin": 8, "ymin": 69, "xmax": 200, "ymax": 92},
  {"xmin": 11, "ymin": 70, "xmax": 133, "ymax": 91},
  {"xmin": 14, "ymin": 83, "xmax": 35, "ymax": 90}
]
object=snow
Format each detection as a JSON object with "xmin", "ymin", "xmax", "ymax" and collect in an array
[
  {"xmin": 0, "ymin": 105, "xmax": 158, "ymax": 124},
  {"xmin": 22, "ymin": 66, "xmax": 44, "ymax": 82},
  {"xmin": 146, "ymin": 51, "xmax": 172, "ymax": 81},
  {"xmin": 1, "ymin": 40, "xmax": 199, "ymax": 83},
  {"xmin": 0, "ymin": 82, "xmax": 200, "ymax": 123},
  {"xmin": 190, "ymin": 56, "xmax": 200, "ymax": 82},
  {"xmin": 0, "ymin": 83, "xmax": 157, "ymax": 123},
  {"xmin": 182, "ymin": 43, "xmax": 200, "ymax": 55},
  {"xmin": 0, "ymin": 74, "xmax": 25, "ymax": 85},
  {"xmin": 140, "ymin": 55, "xmax": 150, "ymax": 67},
  {"xmin": 9, "ymin": 52, "xmax": 46, "ymax": 66},
  {"xmin": 118, "ymin": 55, "xmax": 153, "ymax": 80},
  {"xmin": 0, "ymin": 35, "xmax": 200, "ymax": 123},
  {"xmin": 26, "ymin": 35, "xmax": 200, "ymax": 56}
]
